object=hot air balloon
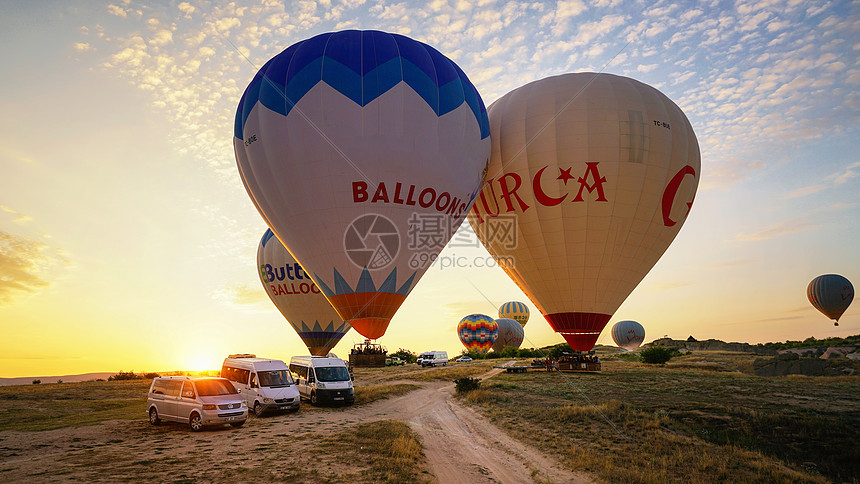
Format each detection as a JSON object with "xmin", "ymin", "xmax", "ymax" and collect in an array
[
  {"xmin": 492, "ymin": 318, "xmax": 525, "ymax": 352},
  {"xmin": 235, "ymin": 30, "xmax": 490, "ymax": 341},
  {"xmin": 468, "ymin": 73, "xmax": 700, "ymax": 351},
  {"xmin": 499, "ymin": 301, "xmax": 530, "ymax": 326},
  {"xmin": 457, "ymin": 314, "xmax": 498, "ymax": 354},
  {"xmin": 611, "ymin": 320, "xmax": 645, "ymax": 350},
  {"xmin": 258, "ymin": 229, "xmax": 351, "ymax": 356},
  {"xmin": 808, "ymin": 274, "xmax": 854, "ymax": 326}
]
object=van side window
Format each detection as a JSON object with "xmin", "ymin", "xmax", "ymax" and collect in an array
[
  {"xmin": 181, "ymin": 382, "xmax": 195, "ymax": 399},
  {"xmin": 249, "ymin": 373, "xmax": 258, "ymax": 388},
  {"xmin": 166, "ymin": 380, "xmax": 183, "ymax": 397},
  {"xmin": 237, "ymin": 369, "xmax": 250, "ymax": 384},
  {"xmin": 151, "ymin": 379, "xmax": 168, "ymax": 395}
]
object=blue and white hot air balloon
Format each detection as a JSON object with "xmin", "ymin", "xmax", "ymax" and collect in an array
[{"xmin": 235, "ymin": 30, "xmax": 490, "ymax": 341}]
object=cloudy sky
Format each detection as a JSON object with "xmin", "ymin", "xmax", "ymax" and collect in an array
[{"xmin": 1, "ymin": 0, "xmax": 858, "ymax": 377}]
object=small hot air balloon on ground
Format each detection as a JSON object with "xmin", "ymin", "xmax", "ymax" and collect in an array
[
  {"xmin": 235, "ymin": 30, "xmax": 490, "ymax": 341},
  {"xmin": 468, "ymin": 73, "xmax": 700, "ymax": 351},
  {"xmin": 808, "ymin": 274, "xmax": 854, "ymax": 326},
  {"xmin": 492, "ymin": 318, "xmax": 525, "ymax": 352},
  {"xmin": 611, "ymin": 320, "xmax": 645, "ymax": 350},
  {"xmin": 457, "ymin": 314, "xmax": 498, "ymax": 354},
  {"xmin": 499, "ymin": 301, "xmax": 530, "ymax": 326},
  {"xmin": 258, "ymin": 229, "xmax": 351, "ymax": 356}
]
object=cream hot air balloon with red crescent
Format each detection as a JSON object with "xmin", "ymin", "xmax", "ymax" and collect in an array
[
  {"xmin": 468, "ymin": 73, "xmax": 700, "ymax": 351},
  {"xmin": 234, "ymin": 31, "xmax": 490, "ymax": 340}
]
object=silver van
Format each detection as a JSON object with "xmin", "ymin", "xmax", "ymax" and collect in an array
[
  {"xmin": 147, "ymin": 376, "xmax": 247, "ymax": 431},
  {"xmin": 289, "ymin": 356, "xmax": 355, "ymax": 406}
]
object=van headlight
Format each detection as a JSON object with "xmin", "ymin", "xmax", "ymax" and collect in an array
[
  {"xmin": 240, "ymin": 401, "xmax": 247, "ymax": 407},
  {"xmin": 316, "ymin": 382, "xmax": 325, "ymax": 389},
  {"xmin": 202, "ymin": 404, "xmax": 216, "ymax": 410},
  {"xmin": 263, "ymin": 398, "xmax": 275, "ymax": 404}
]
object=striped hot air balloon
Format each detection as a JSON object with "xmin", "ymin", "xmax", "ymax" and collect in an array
[
  {"xmin": 808, "ymin": 274, "xmax": 854, "ymax": 326},
  {"xmin": 457, "ymin": 314, "xmax": 498, "ymax": 354},
  {"xmin": 499, "ymin": 301, "xmax": 530, "ymax": 326}
]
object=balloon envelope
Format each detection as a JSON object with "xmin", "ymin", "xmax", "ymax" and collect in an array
[
  {"xmin": 611, "ymin": 320, "xmax": 645, "ymax": 350},
  {"xmin": 457, "ymin": 314, "xmax": 498, "ymax": 354},
  {"xmin": 499, "ymin": 301, "xmax": 530, "ymax": 326},
  {"xmin": 807, "ymin": 274, "xmax": 854, "ymax": 325},
  {"xmin": 235, "ymin": 30, "xmax": 490, "ymax": 340},
  {"xmin": 257, "ymin": 229, "xmax": 351, "ymax": 356},
  {"xmin": 468, "ymin": 73, "xmax": 700, "ymax": 351},
  {"xmin": 492, "ymin": 318, "xmax": 525, "ymax": 352}
]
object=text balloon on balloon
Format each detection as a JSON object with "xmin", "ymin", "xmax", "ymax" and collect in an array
[{"xmin": 235, "ymin": 30, "xmax": 491, "ymax": 340}]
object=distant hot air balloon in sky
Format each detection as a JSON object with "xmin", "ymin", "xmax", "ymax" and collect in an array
[
  {"xmin": 492, "ymin": 318, "xmax": 525, "ymax": 352},
  {"xmin": 808, "ymin": 274, "xmax": 854, "ymax": 326},
  {"xmin": 234, "ymin": 30, "xmax": 490, "ymax": 341},
  {"xmin": 257, "ymin": 229, "xmax": 351, "ymax": 356},
  {"xmin": 468, "ymin": 73, "xmax": 700, "ymax": 351},
  {"xmin": 457, "ymin": 314, "xmax": 498, "ymax": 354},
  {"xmin": 499, "ymin": 301, "xmax": 530, "ymax": 326},
  {"xmin": 611, "ymin": 320, "xmax": 645, "ymax": 350}
]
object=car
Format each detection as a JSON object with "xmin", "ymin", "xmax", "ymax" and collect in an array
[
  {"xmin": 456, "ymin": 356, "xmax": 473, "ymax": 362},
  {"xmin": 147, "ymin": 376, "xmax": 248, "ymax": 431},
  {"xmin": 385, "ymin": 357, "xmax": 405, "ymax": 366}
]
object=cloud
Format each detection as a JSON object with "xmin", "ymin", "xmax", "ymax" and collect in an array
[
  {"xmin": 221, "ymin": 284, "xmax": 270, "ymax": 305},
  {"xmin": 107, "ymin": 4, "xmax": 128, "ymax": 18},
  {"xmin": 0, "ymin": 232, "xmax": 57, "ymax": 305},
  {"xmin": 783, "ymin": 184, "xmax": 826, "ymax": 199},
  {"xmin": 73, "ymin": 42, "xmax": 92, "ymax": 52},
  {"xmin": 731, "ymin": 219, "xmax": 820, "ymax": 242},
  {"xmin": 178, "ymin": 2, "xmax": 196, "ymax": 18}
]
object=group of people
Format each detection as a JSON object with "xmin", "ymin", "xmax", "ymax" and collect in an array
[
  {"xmin": 542, "ymin": 353, "xmax": 600, "ymax": 371},
  {"xmin": 350, "ymin": 346, "xmax": 386, "ymax": 355}
]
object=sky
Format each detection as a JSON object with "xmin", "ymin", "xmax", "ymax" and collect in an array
[{"xmin": 1, "ymin": 0, "xmax": 858, "ymax": 377}]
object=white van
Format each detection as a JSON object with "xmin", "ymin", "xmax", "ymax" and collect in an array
[
  {"xmin": 420, "ymin": 351, "xmax": 448, "ymax": 367},
  {"xmin": 221, "ymin": 354, "xmax": 301, "ymax": 416},
  {"xmin": 289, "ymin": 356, "xmax": 355, "ymax": 406}
]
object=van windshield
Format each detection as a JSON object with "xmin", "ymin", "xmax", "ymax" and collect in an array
[
  {"xmin": 195, "ymin": 379, "xmax": 238, "ymax": 396},
  {"xmin": 258, "ymin": 370, "xmax": 294, "ymax": 387},
  {"xmin": 315, "ymin": 366, "xmax": 351, "ymax": 382}
]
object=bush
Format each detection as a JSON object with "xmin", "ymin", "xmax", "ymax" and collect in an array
[
  {"xmin": 640, "ymin": 346, "xmax": 676, "ymax": 364},
  {"xmin": 31, "ymin": 379, "xmax": 40, "ymax": 385},
  {"xmin": 499, "ymin": 347, "xmax": 519, "ymax": 358},
  {"xmin": 108, "ymin": 371, "xmax": 140, "ymax": 381},
  {"xmin": 454, "ymin": 377, "xmax": 481, "ymax": 393},
  {"xmin": 143, "ymin": 372, "xmax": 160, "ymax": 379}
]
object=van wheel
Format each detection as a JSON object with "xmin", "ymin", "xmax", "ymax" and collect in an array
[
  {"xmin": 189, "ymin": 413, "xmax": 203, "ymax": 432},
  {"xmin": 148, "ymin": 408, "xmax": 160, "ymax": 425},
  {"xmin": 310, "ymin": 392, "xmax": 318, "ymax": 406},
  {"xmin": 253, "ymin": 402, "xmax": 264, "ymax": 417}
]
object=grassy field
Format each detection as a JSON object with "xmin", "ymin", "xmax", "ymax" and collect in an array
[
  {"xmin": 459, "ymin": 353, "xmax": 860, "ymax": 483},
  {"xmin": 0, "ymin": 379, "xmax": 418, "ymax": 431}
]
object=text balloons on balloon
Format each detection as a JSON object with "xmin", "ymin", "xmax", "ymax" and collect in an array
[
  {"xmin": 257, "ymin": 229, "xmax": 351, "ymax": 356},
  {"xmin": 468, "ymin": 73, "xmax": 700, "ymax": 351},
  {"xmin": 807, "ymin": 274, "xmax": 854, "ymax": 326},
  {"xmin": 457, "ymin": 314, "xmax": 498, "ymax": 354},
  {"xmin": 235, "ymin": 31, "xmax": 490, "ymax": 340}
]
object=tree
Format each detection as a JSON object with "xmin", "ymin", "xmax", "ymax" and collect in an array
[{"xmin": 390, "ymin": 348, "xmax": 417, "ymax": 364}]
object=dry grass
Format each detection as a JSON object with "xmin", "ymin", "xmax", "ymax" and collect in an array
[
  {"xmin": 353, "ymin": 383, "xmax": 418, "ymax": 405},
  {"xmin": 0, "ymin": 379, "xmax": 150, "ymax": 431},
  {"xmin": 318, "ymin": 419, "xmax": 431, "ymax": 483},
  {"xmin": 464, "ymin": 352, "xmax": 860, "ymax": 483}
]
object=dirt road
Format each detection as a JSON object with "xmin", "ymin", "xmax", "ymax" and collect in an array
[{"xmin": 0, "ymin": 367, "xmax": 591, "ymax": 483}]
